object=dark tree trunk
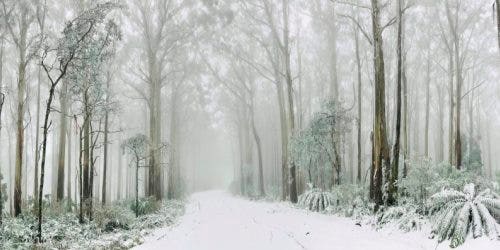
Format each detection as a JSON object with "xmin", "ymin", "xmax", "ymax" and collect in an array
[
  {"xmin": 56, "ymin": 79, "xmax": 69, "ymax": 201},
  {"xmin": 354, "ymin": 24, "xmax": 362, "ymax": 184},
  {"xmin": 388, "ymin": 0, "xmax": 404, "ymax": 205},
  {"xmin": 102, "ymin": 77, "xmax": 110, "ymax": 205},
  {"xmin": 370, "ymin": 0, "xmax": 391, "ymax": 210},
  {"xmin": 496, "ymin": 0, "xmax": 500, "ymax": 52}
]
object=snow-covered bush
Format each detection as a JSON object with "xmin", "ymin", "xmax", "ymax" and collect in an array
[
  {"xmin": 0, "ymin": 173, "xmax": 6, "ymax": 218},
  {"xmin": 298, "ymin": 188, "xmax": 335, "ymax": 212},
  {"xmin": 0, "ymin": 199, "xmax": 185, "ymax": 249},
  {"xmin": 133, "ymin": 199, "xmax": 184, "ymax": 230},
  {"xmin": 376, "ymin": 200, "xmax": 425, "ymax": 232},
  {"xmin": 291, "ymin": 100, "xmax": 352, "ymax": 189},
  {"xmin": 400, "ymin": 159, "xmax": 492, "ymax": 211},
  {"xmin": 94, "ymin": 205, "xmax": 135, "ymax": 232},
  {"xmin": 129, "ymin": 196, "xmax": 160, "ymax": 217},
  {"xmin": 429, "ymin": 183, "xmax": 500, "ymax": 248},
  {"xmin": 329, "ymin": 184, "xmax": 371, "ymax": 218}
]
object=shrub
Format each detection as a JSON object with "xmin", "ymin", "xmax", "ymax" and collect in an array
[
  {"xmin": 298, "ymin": 188, "xmax": 335, "ymax": 212},
  {"xmin": 376, "ymin": 200, "xmax": 425, "ymax": 232},
  {"xmin": 133, "ymin": 200, "xmax": 184, "ymax": 229},
  {"xmin": 94, "ymin": 205, "xmax": 135, "ymax": 232},
  {"xmin": 130, "ymin": 196, "xmax": 160, "ymax": 216},
  {"xmin": 429, "ymin": 183, "xmax": 500, "ymax": 248},
  {"xmin": 329, "ymin": 184, "xmax": 371, "ymax": 218},
  {"xmin": 400, "ymin": 159, "xmax": 492, "ymax": 211}
]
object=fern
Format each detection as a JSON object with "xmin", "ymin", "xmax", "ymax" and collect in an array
[
  {"xmin": 298, "ymin": 188, "xmax": 334, "ymax": 212},
  {"xmin": 429, "ymin": 183, "xmax": 500, "ymax": 248}
]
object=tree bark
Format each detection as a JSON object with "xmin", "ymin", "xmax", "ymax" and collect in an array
[
  {"xmin": 448, "ymin": 49, "xmax": 454, "ymax": 164},
  {"xmin": 67, "ymin": 115, "xmax": 72, "ymax": 210},
  {"xmin": 34, "ymin": 64, "xmax": 42, "ymax": 207},
  {"xmin": 424, "ymin": 56, "xmax": 430, "ymax": 158},
  {"xmin": 56, "ymin": 79, "xmax": 69, "ymax": 201},
  {"xmin": 250, "ymin": 103, "xmax": 265, "ymax": 197},
  {"xmin": 102, "ymin": 77, "xmax": 110, "ymax": 205},
  {"xmin": 0, "ymin": 76, "xmax": 4, "ymax": 227},
  {"xmin": 354, "ymin": 24, "xmax": 362, "ymax": 184},
  {"xmin": 329, "ymin": 4, "xmax": 339, "ymax": 100},
  {"xmin": 370, "ymin": 0, "xmax": 391, "ymax": 210},
  {"xmin": 282, "ymin": 0, "xmax": 298, "ymax": 203},
  {"xmin": 167, "ymin": 85, "xmax": 180, "ymax": 200},
  {"xmin": 388, "ymin": 0, "xmax": 404, "ymax": 205},
  {"xmin": 496, "ymin": 0, "xmax": 500, "ymax": 52}
]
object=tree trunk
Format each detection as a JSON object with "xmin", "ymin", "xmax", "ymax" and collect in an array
[
  {"xmin": 67, "ymin": 115, "xmax": 72, "ymax": 210},
  {"xmin": 370, "ymin": 0, "xmax": 391, "ymax": 210},
  {"xmin": 354, "ymin": 23, "xmax": 362, "ymax": 184},
  {"xmin": 437, "ymin": 84, "xmax": 445, "ymax": 163},
  {"xmin": 0, "ymin": 78, "xmax": 4, "ymax": 226},
  {"xmin": 56, "ymin": 79, "xmax": 69, "ymax": 201},
  {"xmin": 102, "ymin": 78, "xmax": 110, "ymax": 205},
  {"xmin": 37, "ymin": 78, "xmax": 60, "ymax": 241},
  {"xmin": 496, "ymin": 0, "xmax": 500, "ymax": 52},
  {"xmin": 117, "ymin": 137, "xmax": 123, "ymax": 200},
  {"xmin": 82, "ymin": 92, "xmax": 91, "ymax": 220},
  {"xmin": 237, "ymin": 117, "xmax": 245, "ymax": 195},
  {"xmin": 34, "ymin": 66, "xmax": 42, "ymax": 207},
  {"xmin": 448, "ymin": 50, "xmax": 454, "ymax": 164},
  {"xmin": 135, "ymin": 158, "xmax": 139, "ymax": 217},
  {"xmin": 388, "ymin": 0, "xmax": 404, "ymax": 205},
  {"xmin": 329, "ymin": 4, "xmax": 339, "ymax": 100},
  {"xmin": 148, "ymin": 59, "xmax": 162, "ymax": 200},
  {"xmin": 424, "ymin": 56, "xmax": 430, "ymax": 158},
  {"xmin": 79, "ymin": 127, "xmax": 84, "ymax": 224},
  {"xmin": 402, "ymin": 46, "xmax": 409, "ymax": 178},
  {"xmin": 167, "ymin": 86, "xmax": 180, "ymax": 200},
  {"xmin": 250, "ymin": 105, "xmax": 265, "ymax": 197},
  {"xmin": 282, "ymin": 0, "xmax": 298, "ymax": 204}
]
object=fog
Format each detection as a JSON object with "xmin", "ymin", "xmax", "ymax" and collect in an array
[{"xmin": 0, "ymin": 1, "xmax": 499, "ymax": 247}]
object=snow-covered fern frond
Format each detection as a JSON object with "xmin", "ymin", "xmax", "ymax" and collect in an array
[
  {"xmin": 429, "ymin": 183, "xmax": 500, "ymax": 248},
  {"xmin": 298, "ymin": 189, "xmax": 334, "ymax": 212}
]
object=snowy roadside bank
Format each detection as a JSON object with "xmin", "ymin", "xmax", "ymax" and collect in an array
[
  {"xmin": 134, "ymin": 190, "xmax": 499, "ymax": 250},
  {"xmin": 0, "ymin": 200, "xmax": 185, "ymax": 249}
]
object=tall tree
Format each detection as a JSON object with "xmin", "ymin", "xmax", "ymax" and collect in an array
[
  {"xmin": 424, "ymin": 55, "xmax": 431, "ymax": 158},
  {"xmin": 496, "ymin": 0, "xmax": 500, "ymax": 51},
  {"xmin": 1, "ymin": 0, "xmax": 36, "ymax": 216},
  {"xmin": 0, "ymin": 39, "xmax": 5, "ymax": 226},
  {"xmin": 370, "ymin": 0, "xmax": 391, "ymax": 209},
  {"xmin": 388, "ymin": 0, "xmax": 405, "ymax": 205},
  {"xmin": 354, "ymin": 17, "xmax": 363, "ymax": 184},
  {"xmin": 282, "ymin": 0, "xmax": 298, "ymax": 203}
]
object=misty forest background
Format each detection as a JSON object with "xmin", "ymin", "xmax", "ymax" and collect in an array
[{"xmin": 0, "ymin": 0, "xmax": 499, "ymax": 247}]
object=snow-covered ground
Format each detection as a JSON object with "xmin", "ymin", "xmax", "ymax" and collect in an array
[{"xmin": 135, "ymin": 190, "xmax": 500, "ymax": 250}]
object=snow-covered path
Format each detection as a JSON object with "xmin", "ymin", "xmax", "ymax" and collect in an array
[{"xmin": 135, "ymin": 190, "xmax": 499, "ymax": 250}]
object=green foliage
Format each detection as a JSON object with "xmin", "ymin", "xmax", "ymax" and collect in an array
[
  {"xmin": 329, "ymin": 184, "xmax": 371, "ymax": 218},
  {"xmin": 132, "ymin": 200, "xmax": 185, "ymax": 230},
  {"xmin": 94, "ymin": 205, "xmax": 135, "ymax": 232},
  {"xmin": 0, "ymin": 200, "xmax": 185, "ymax": 248},
  {"xmin": 130, "ymin": 197, "xmax": 160, "ymax": 217},
  {"xmin": 122, "ymin": 134, "xmax": 149, "ymax": 162},
  {"xmin": 298, "ymin": 188, "xmax": 335, "ymax": 212},
  {"xmin": 429, "ymin": 183, "xmax": 500, "ymax": 248},
  {"xmin": 0, "ymin": 173, "xmax": 6, "ymax": 216},
  {"xmin": 462, "ymin": 136, "xmax": 483, "ymax": 173},
  {"xmin": 291, "ymin": 100, "xmax": 352, "ymax": 188},
  {"xmin": 376, "ymin": 199, "xmax": 425, "ymax": 232},
  {"xmin": 399, "ymin": 159, "xmax": 492, "ymax": 210}
]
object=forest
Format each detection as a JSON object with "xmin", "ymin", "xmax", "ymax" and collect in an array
[{"xmin": 0, "ymin": 0, "xmax": 499, "ymax": 249}]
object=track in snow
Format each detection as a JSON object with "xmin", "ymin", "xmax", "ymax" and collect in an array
[{"xmin": 134, "ymin": 190, "xmax": 499, "ymax": 250}]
